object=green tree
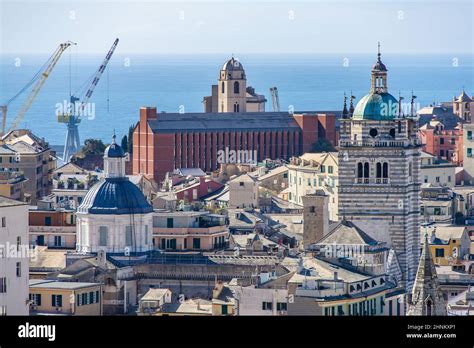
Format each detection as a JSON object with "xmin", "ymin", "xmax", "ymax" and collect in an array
[
  {"xmin": 128, "ymin": 125, "xmax": 135, "ymax": 153},
  {"xmin": 79, "ymin": 139, "xmax": 106, "ymax": 157},
  {"xmin": 311, "ymin": 138, "xmax": 335, "ymax": 153},
  {"xmin": 121, "ymin": 135, "xmax": 128, "ymax": 151}
]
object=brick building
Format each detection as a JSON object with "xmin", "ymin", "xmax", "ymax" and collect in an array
[{"xmin": 133, "ymin": 107, "xmax": 336, "ymax": 181}]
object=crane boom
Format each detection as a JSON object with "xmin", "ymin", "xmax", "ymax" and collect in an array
[
  {"xmin": 5, "ymin": 41, "xmax": 75, "ymax": 134},
  {"xmin": 76, "ymin": 38, "xmax": 119, "ymax": 117}
]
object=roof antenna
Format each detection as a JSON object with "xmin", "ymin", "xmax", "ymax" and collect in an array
[{"xmin": 377, "ymin": 41, "xmax": 381, "ymax": 61}]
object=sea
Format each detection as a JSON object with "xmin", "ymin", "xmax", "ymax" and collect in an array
[{"xmin": 0, "ymin": 53, "xmax": 473, "ymax": 148}]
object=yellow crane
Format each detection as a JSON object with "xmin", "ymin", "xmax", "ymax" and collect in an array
[{"xmin": 0, "ymin": 41, "xmax": 76, "ymax": 136}]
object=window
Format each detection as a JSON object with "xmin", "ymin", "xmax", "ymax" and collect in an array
[
  {"xmin": 167, "ymin": 218, "xmax": 174, "ymax": 228},
  {"xmin": 435, "ymin": 248, "xmax": 445, "ymax": 257},
  {"xmin": 222, "ymin": 305, "xmax": 228, "ymax": 315},
  {"xmin": 440, "ymin": 150, "xmax": 444, "ymax": 157},
  {"xmin": 99, "ymin": 226, "xmax": 108, "ymax": 247},
  {"xmin": 233, "ymin": 81, "xmax": 240, "ymax": 94},
  {"xmin": 357, "ymin": 163, "xmax": 363, "ymax": 178},
  {"xmin": 307, "ymin": 178, "xmax": 311, "ymax": 186},
  {"xmin": 328, "ymin": 166, "xmax": 333, "ymax": 174},
  {"xmin": 221, "ymin": 82, "xmax": 225, "ymax": 94},
  {"xmin": 54, "ymin": 236, "xmax": 62, "ymax": 247},
  {"xmin": 424, "ymin": 176, "xmax": 428, "ymax": 183},
  {"xmin": 468, "ymin": 131, "xmax": 472, "ymax": 140},
  {"xmin": 451, "ymin": 138, "xmax": 455, "ymax": 145},
  {"xmin": 30, "ymin": 294, "xmax": 42, "ymax": 306},
  {"xmin": 276, "ymin": 302, "xmax": 287, "ymax": 311},
  {"xmin": 125, "ymin": 226, "xmax": 133, "ymax": 246},
  {"xmin": 193, "ymin": 238, "xmax": 201, "ymax": 249},
  {"xmin": 440, "ymin": 138, "xmax": 444, "ymax": 145},
  {"xmin": 262, "ymin": 302, "xmax": 272, "ymax": 310},
  {"xmin": 1, "ymin": 217, "xmax": 5, "ymax": 227},
  {"xmin": 16, "ymin": 262, "xmax": 21, "ymax": 277},
  {"xmin": 320, "ymin": 165, "xmax": 325, "ymax": 173},
  {"xmin": 382, "ymin": 163, "xmax": 388, "ymax": 178},
  {"xmin": 376, "ymin": 163, "xmax": 382, "ymax": 178},
  {"xmin": 364, "ymin": 162, "xmax": 370, "ymax": 178},
  {"xmin": 45, "ymin": 216, "xmax": 52, "ymax": 226},
  {"xmin": 309, "ymin": 206, "xmax": 315, "ymax": 213},
  {"xmin": 435, "ymin": 176, "xmax": 440, "ymax": 183},
  {"xmin": 89, "ymin": 292, "xmax": 94, "ymax": 304},
  {"xmin": 0, "ymin": 277, "xmax": 6, "ymax": 293},
  {"xmin": 52, "ymin": 295, "xmax": 63, "ymax": 307},
  {"xmin": 239, "ymin": 182, "xmax": 245, "ymax": 187},
  {"xmin": 468, "ymin": 148, "xmax": 473, "ymax": 157}
]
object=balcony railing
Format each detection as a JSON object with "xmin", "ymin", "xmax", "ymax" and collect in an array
[
  {"xmin": 339, "ymin": 139, "xmax": 420, "ymax": 148},
  {"xmin": 355, "ymin": 178, "xmax": 390, "ymax": 185},
  {"xmin": 153, "ymin": 226, "xmax": 227, "ymax": 236},
  {"xmin": 29, "ymin": 225, "xmax": 76, "ymax": 233}
]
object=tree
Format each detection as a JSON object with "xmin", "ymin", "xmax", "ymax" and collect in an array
[
  {"xmin": 127, "ymin": 125, "xmax": 134, "ymax": 153},
  {"xmin": 311, "ymin": 138, "xmax": 335, "ymax": 153},
  {"xmin": 78, "ymin": 139, "xmax": 106, "ymax": 157},
  {"xmin": 121, "ymin": 135, "xmax": 128, "ymax": 152}
]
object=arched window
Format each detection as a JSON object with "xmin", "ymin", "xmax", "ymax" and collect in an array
[
  {"xmin": 221, "ymin": 82, "xmax": 225, "ymax": 94},
  {"xmin": 376, "ymin": 163, "xmax": 382, "ymax": 178},
  {"xmin": 234, "ymin": 81, "xmax": 240, "ymax": 94},
  {"xmin": 357, "ymin": 163, "xmax": 363, "ymax": 178},
  {"xmin": 234, "ymin": 103, "xmax": 240, "ymax": 112},
  {"xmin": 364, "ymin": 162, "xmax": 370, "ymax": 178},
  {"xmin": 383, "ymin": 163, "xmax": 389, "ymax": 178}
]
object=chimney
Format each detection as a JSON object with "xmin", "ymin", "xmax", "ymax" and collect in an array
[
  {"xmin": 302, "ymin": 191, "xmax": 329, "ymax": 249},
  {"xmin": 140, "ymin": 106, "xmax": 157, "ymax": 125}
]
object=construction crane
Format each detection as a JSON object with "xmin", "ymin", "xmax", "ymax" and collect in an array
[
  {"xmin": 59, "ymin": 38, "xmax": 119, "ymax": 162},
  {"xmin": 0, "ymin": 41, "xmax": 75, "ymax": 136},
  {"xmin": 269, "ymin": 87, "xmax": 280, "ymax": 112}
]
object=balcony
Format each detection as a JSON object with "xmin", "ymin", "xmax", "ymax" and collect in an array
[
  {"xmin": 29, "ymin": 225, "xmax": 76, "ymax": 234},
  {"xmin": 153, "ymin": 225, "xmax": 227, "ymax": 236},
  {"xmin": 355, "ymin": 178, "xmax": 390, "ymax": 185},
  {"xmin": 339, "ymin": 139, "xmax": 420, "ymax": 148}
]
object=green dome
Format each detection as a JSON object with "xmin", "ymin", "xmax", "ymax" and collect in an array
[{"xmin": 352, "ymin": 92, "xmax": 399, "ymax": 121}]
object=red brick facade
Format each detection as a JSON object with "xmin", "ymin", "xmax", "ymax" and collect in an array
[{"xmin": 133, "ymin": 107, "xmax": 336, "ymax": 181}]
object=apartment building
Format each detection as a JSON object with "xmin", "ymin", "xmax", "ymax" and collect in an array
[{"xmin": 0, "ymin": 196, "xmax": 29, "ymax": 315}]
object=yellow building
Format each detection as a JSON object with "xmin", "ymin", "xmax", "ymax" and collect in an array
[
  {"xmin": 423, "ymin": 225, "xmax": 471, "ymax": 266},
  {"xmin": 29, "ymin": 280, "xmax": 103, "ymax": 315}
]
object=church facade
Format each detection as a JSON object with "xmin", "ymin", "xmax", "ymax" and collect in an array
[{"xmin": 338, "ymin": 48, "xmax": 422, "ymax": 291}]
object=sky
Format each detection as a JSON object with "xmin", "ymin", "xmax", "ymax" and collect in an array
[{"xmin": 0, "ymin": 0, "xmax": 473, "ymax": 55}]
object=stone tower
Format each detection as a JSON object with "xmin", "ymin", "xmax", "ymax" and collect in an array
[
  {"xmin": 302, "ymin": 191, "xmax": 329, "ymax": 249},
  {"xmin": 338, "ymin": 46, "xmax": 421, "ymax": 291},
  {"xmin": 452, "ymin": 89, "xmax": 472, "ymax": 122},
  {"xmin": 407, "ymin": 232, "xmax": 447, "ymax": 316},
  {"xmin": 217, "ymin": 57, "xmax": 247, "ymax": 113}
]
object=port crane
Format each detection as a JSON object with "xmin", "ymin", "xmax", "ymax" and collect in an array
[
  {"xmin": 0, "ymin": 41, "xmax": 75, "ymax": 137},
  {"xmin": 270, "ymin": 87, "xmax": 280, "ymax": 112},
  {"xmin": 59, "ymin": 38, "xmax": 119, "ymax": 162}
]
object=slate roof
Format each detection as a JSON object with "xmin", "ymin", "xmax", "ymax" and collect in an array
[
  {"xmin": 77, "ymin": 178, "xmax": 153, "ymax": 215},
  {"xmin": 147, "ymin": 112, "xmax": 301, "ymax": 133},
  {"xmin": 315, "ymin": 219, "xmax": 380, "ymax": 246}
]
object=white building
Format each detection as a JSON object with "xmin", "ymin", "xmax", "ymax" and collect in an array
[
  {"xmin": 287, "ymin": 152, "xmax": 338, "ymax": 221},
  {"xmin": 0, "ymin": 197, "xmax": 29, "ymax": 315},
  {"xmin": 420, "ymin": 151, "xmax": 456, "ymax": 187},
  {"xmin": 76, "ymin": 136, "xmax": 154, "ymax": 254},
  {"xmin": 228, "ymin": 173, "xmax": 259, "ymax": 209},
  {"xmin": 231, "ymin": 283, "xmax": 288, "ymax": 316}
]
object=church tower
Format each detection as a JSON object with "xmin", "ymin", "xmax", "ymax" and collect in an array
[
  {"xmin": 407, "ymin": 232, "xmax": 447, "ymax": 316},
  {"xmin": 338, "ymin": 45, "xmax": 421, "ymax": 291},
  {"xmin": 217, "ymin": 57, "xmax": 247, "ymax": 113}
]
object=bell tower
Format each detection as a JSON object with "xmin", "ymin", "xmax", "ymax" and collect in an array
[
  {"xmin": 371, "ymin": 42, "xmax": 388, "ymax": 94},
  {"xmin": 217, "ymin": 57, "xmax": 247, "ymax": 113}
]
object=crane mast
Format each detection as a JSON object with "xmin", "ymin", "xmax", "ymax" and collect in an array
[
  {"xmin": 59, "ymin": 38, "xmax": 119, "ymax": 162},
  {"xmin": 0, "ymin": 41, "xmax": 75, "ymax": 136},
  {"xmin": 270, "ymin": 87, "xmax": 280, "ymax": 112}
]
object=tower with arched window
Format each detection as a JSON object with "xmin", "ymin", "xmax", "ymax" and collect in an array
[
  {"xmin": 217, "ymin": 57, "xmax": 247, "ymax": 113},
  {"xmin": 338, "ymin": 45, "xmax": 422, "ymax": 293}
]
